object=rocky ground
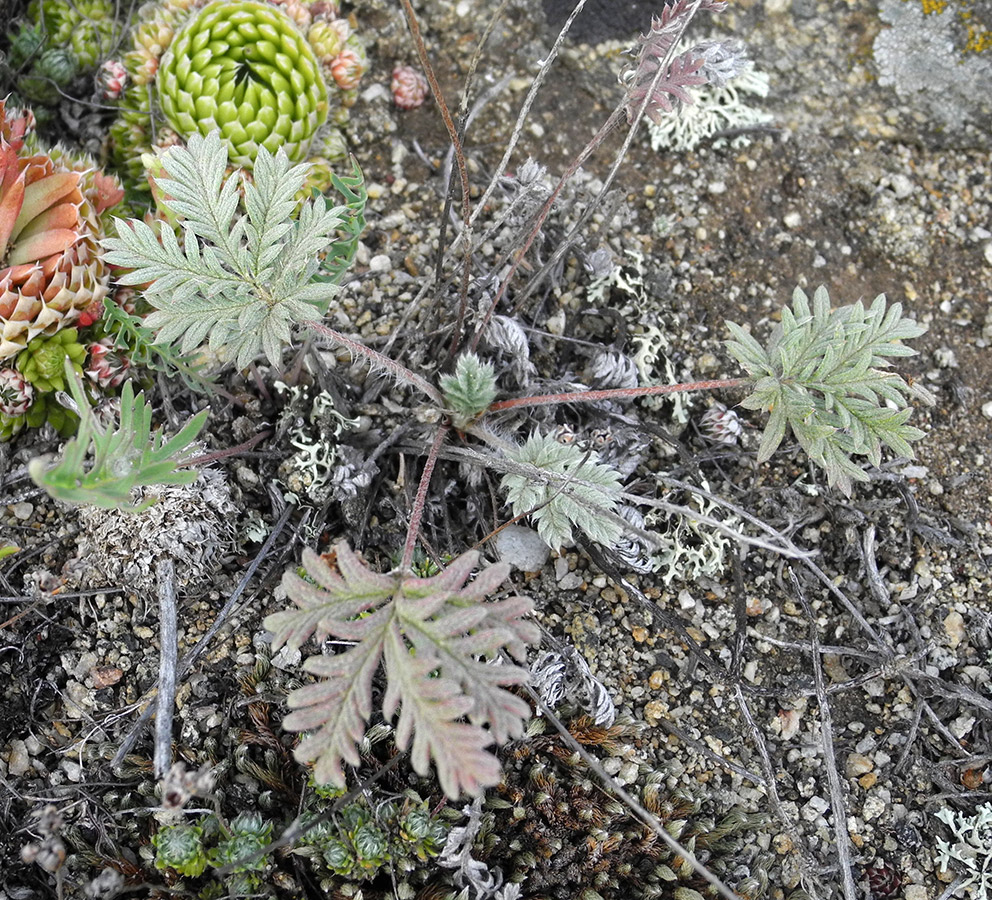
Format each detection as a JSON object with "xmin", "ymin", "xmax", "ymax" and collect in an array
[{"xmin": 2, "ymin": 0, "xmax": 992, "ymax": 899}]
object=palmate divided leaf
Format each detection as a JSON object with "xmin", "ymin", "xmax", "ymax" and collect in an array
[
  {"xmin": 101, "ymin": 131, "xmax": 365, "ymax": 371},
  {"xmin": 264, "ymin": 543, "xmax": 540, "ymax": 798},
  {"xmin": 725, "ymin": 285, "xmax": 933, "ymax": 495}
]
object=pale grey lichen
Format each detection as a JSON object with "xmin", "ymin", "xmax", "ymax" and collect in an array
[
  {"xmin": 873, "ymin": 0, "xmax": 992, "ymax": 130},
  {"xmin": 586, "ymin": 248, "xmax": 692, "ymax": 426},
  {"xmin": 68, "ymin": 466, "xmax": 237, "ymax": 597},
  {"xmin": 274, "ymin": 381, "xmax": 361, "ymax": 506},
  {"xmin": 646, "ymin": 481, "xmax": 738, "ymax": 586},
  {"xmin": 646, "ymin": 56, "xmax": 772, "ymax": 152},
  {"xmin": 935, "ymin": 802, "xmax": 992, "ymax": 898}
]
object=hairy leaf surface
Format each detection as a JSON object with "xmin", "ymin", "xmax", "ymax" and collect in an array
[
  {"xmin": 265, "ymin": 543, "xmax": 539, "ymax": 798},
  {"xmin": 501, "ymin": 432, "xmax": 623, "ymax": 549},
  {"xmin": 726, "ymin": 285, "xmax": 932, "ymax": 494},
  {"xmin": 102, "ymin": 131, "xmax": 366, "ymax": 371}
]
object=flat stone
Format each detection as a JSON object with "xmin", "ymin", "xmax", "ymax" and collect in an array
[
  {"xmin": 494, "ymin": 525, "xmax": 550, "ymax": 572},
  {"xmin": 845, "ymin": 752, "xmax": 874, "ymax": 778}
]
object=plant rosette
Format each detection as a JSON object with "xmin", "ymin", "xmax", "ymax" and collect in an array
[
  {"xmin": 0, "ymin": 101, "xmax": 124, "ymax": 364},
  {"xmin": 109, "ymin": 0, "xmax": 366, "ymax": 192}
]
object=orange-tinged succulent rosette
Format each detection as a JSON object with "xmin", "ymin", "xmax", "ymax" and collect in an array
[{"xmin": 0, "ymin": 101, "xmax": 124, "ymax": 362}]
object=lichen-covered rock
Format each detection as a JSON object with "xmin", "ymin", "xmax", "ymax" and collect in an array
[{"xmin": 68, "ymin": 467, "xmax": 238, "ymax": 596}]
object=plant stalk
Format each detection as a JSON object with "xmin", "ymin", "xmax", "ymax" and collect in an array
[
  {"xmin": 486, "ymin": 376, "xmax": 747, "ymax": 413},
  {"xmin": 401, "ymin": 424, "xmax": 450, "ymax": 571}
]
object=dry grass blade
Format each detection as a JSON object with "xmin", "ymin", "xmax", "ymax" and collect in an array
[{"xmin": 790, "ymin": 567, "xmax": 858, "ymax": 900}]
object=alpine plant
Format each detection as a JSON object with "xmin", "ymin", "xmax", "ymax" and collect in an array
[
  {"xmin": 108, "ymin": 0, "xmax": 367, "ymax": 191},
  {"xmin": 0, "ymin": 101, "xmax": 124, "ymax": 438},
  {"xmin": 4, "ymin": 0, "xmax": 118, "ymax": 110},
  {"xmin": 26, "ymin": 0, "xmax": 119, "ymax": 71}
]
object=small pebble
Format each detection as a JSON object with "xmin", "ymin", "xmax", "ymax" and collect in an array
[
  {"xmin": 845, "ymin": 752, "xmax": 874, "ymax": 778},
  {"xmin": 493, "ymin": 525, "xmax": 549, "ymax": 572},
  {"xmin": 12, "ymin": 502, "xmax": 33, "ymax": 520},
  {"xmin": 889, "ymin": 173, "xmax": 914, "ymax": 199},
  {"xmin": 863, "ymin": 795, "xmax": 886, "ymax": 820},
  {"xmin": 943, "ymin": 609, "xmax": 965, "ymax": 649},
  {"xmin": 369, "ymin": 254, "xmax": 392, "ymax": 274},
  {"xmin": 6, "ymin": 740, "xmax": 31, "ymax": 776}
]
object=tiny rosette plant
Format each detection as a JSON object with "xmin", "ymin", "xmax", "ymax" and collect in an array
[
  {"xmin": 152, "ymin": 822, "xmax": 209, "ymax": 877},
  {"xmin": 101, "ymin": 131, "xmax": 364, "ymax": 370},
  {"xmin": 501, "ymin": 432, "xmax": 624, "ymax": 550},
  {"xmin": 264, "ymin": 543, "xmax": 540, "ymax": 799},
  {"xmin": 27, "ymin": 0, "xmax": 119, "ymax": 71},
  {"xmin": 725, "ymin": 285, "xmax": 933, "ymax": 494},
  {"xmin": 440, "ymin": 352, "xmax": 498, "ymax": 429}
]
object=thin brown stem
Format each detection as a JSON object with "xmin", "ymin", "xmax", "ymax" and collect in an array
[
  {"xmin": 181, "ymin": 429, "xmax": 271, "ymax": 468},
  {"xmin": 398, "ymin": 0, "xmax": 473, "ymax": 348},
  {"xmin": 486, "ymin": 377, "xmax": 747, "ymax": 413},
  {"xmin": 401, "ymin": 424, "xmax": 450, "ymax": 570},
  {"xmin": 308, "ymin": 321, "xmax": 444, "ymax": 406}
]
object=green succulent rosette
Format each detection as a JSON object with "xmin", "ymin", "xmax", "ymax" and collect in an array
[
  {"xmin": 27, "ymin": 0, "xmax": 119, "ymax": 70},
  {"xmin": 15, "ymin": 47, "xmax": 78, "ymax": 105},
  {"xmin": 16, "ymin": 330, "xmax": 87, "ymax": 394},
  {"xmin": 23, "ymin": 392, "xmax": 79, "ymax": 437},
  {"xmin": 110, "ymin": 0, "xmax": 360, "ymax": 194},
  {"xmin": 157, "ymin": 0, "xmax": 328, "ymax": 167}
]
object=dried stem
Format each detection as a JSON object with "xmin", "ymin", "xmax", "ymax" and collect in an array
[
  {"xmin": 113, "ymin": 503, "xmax": 295, "ymax": 767},
  {"xmin": 524, "ymin": 682, "xmax": 741, "ymax": 900},
  {"xmin": 308, "ymin": 321, "xmax": 444, "ymax": 406},
  {"xmin": 397, "ymin": 0, "xmax": 474, "ymax": 348},
  {"xmin": 154, "ymin": 559, "xmax": 178, "ymax": 778},
  {"xmin": 791, "ymin": 567, "xmax": 859, "ymax": 900},
  {"xmin": 469, "ymin": 106, "xmax": 626, "ymax": 350},
  {"xmin": 458, "ymin": 0, "xmax": 592, "ymax": 242}
]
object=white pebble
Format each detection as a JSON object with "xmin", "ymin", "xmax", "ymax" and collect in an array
[
  {"xmin": 6, "ymin": 740, "xmax": 31, "ymax": 776},
  {"xmin": 494, "ymin": 525, "xmax": 550, "ymax": 573},
  {"xmin": 369, "ymin": 254, "xmax": 392, "ymax": 274},
  {"xmin": 889, "ymin": 174, "xmax": 914, "ymax": 199},
  {"xmin": 862, "ymin": 795, "xmax": 886, "ymax": 820}
]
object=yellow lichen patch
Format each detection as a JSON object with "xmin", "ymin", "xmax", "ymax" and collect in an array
[{"xmin": 964, "ymin": 22, "xmax": 992, "ymax": 53}]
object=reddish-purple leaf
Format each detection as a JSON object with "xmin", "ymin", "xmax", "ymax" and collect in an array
[{"xmin": 270, "ymin": 541, "xmax": 539, "ymax": 798}]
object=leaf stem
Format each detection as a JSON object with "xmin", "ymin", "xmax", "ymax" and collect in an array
[
  {"xmin": 486, "ymin": 377, "xmax": 747, "ymax": 413},
  {"xmin": 307, "ymin": 322, "xmax": 445, "ymax": 406},
  {"xmin": 401, "ymin": 424, "xmax": 450, "ymax": 571}
]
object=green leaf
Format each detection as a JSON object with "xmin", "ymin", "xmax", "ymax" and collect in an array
[
  {"xmin": 726, "ymin": 285, "xmax": 932, "ymax": 494},
  {"xmin": 500, "ymin": 432, "xmax": 624, "ymax": 549},
  {"xmin": 28, "ymin": 361, "xmax": 207, "ymax": 512},
  {"xmin": 101, "ymin": 130, "xmax": 362, "ymax": 371}
]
